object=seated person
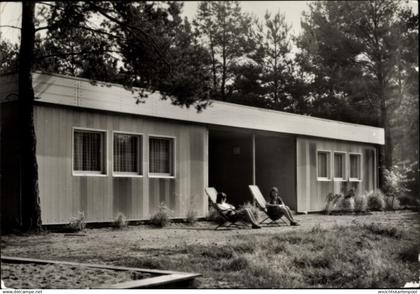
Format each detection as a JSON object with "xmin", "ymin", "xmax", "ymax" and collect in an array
[
  {"xmin": 267, "ymin": 187, "xmax": 299, "ymax": 226},
  {"xmin": 216, "ymin": 192, "xmax": 261, "ymax": 229}
]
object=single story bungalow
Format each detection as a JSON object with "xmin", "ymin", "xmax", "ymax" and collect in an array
[{"xmin": 0, "ymin": 73, "xmax": 384, "ymax": 226}]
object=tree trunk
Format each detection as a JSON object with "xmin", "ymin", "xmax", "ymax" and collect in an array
[
  {"xmin": 18, "ymin": 2, "xmax": 42, "ymax": 232},
  {"xmin": 209, "ymin": 37, "xmax": 217, "ymax": 93},
  {"xmin": 221, "ymin": 44, "xmax": 226, "ymax": 100},
  {"xmin": 378, "ymin": 80, "xmax": 393, "ymax": 189}
]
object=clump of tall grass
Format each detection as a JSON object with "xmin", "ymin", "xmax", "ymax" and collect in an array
[
  {"xmin": 185, "ymin": 209, "xmax": 197, "ymax": 224},
  {"xmin": 325, "ymin": 193, "xmax": 342, "ymax": 214},
  {"xmin": 385, "ymin": 196, "xmax": 400, "ymax": 211},
  {"xmin": 112, "ymin": 212, "xmax": 128, "ymax": 229},
  {"xmin": 67, "ymin": 211, "xmax": 86, "ymax": 232},
  {"xmin": 367, "ymin": 190, "xmax": 385, "ymax": 211},
  {"xmin": 239, "ymin": 202, "xmax": 259, "ymax": 220},
  {"xmin": 354, "ymin": 193, "xmax": 368, "ymax": 213},
  {"xmin": 150, "ymin": 202, "xmax": 173, "ymax": 227}
]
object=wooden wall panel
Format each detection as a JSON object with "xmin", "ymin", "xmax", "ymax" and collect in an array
[
  {"xmin": 34, "ymin": 104, "xmax": 208, "ymax": 224},
  {"xmin": 296, "ymin": 137, "xmax": 378, "ymax": 212}
]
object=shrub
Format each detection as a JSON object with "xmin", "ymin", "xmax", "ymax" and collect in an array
[
  {"xmin": 354, "ymin": 193, "xmax": 368, "ymax": 213},
  {"xmin": 367, "ymin": 191, "xmax": 385, "ymax": 211},
  {"xmin": 383, "ymin": 167, "xmax": 410, "ymax": 198},
  {"xmin": 339, "ymin": 197, "xmax": 355, "ymax": 212},
  {"xmin": 385, "ymin": 196, "xmax": 400, "ymax": 211},
  {"xmin": 325, "ymin": 193, "xmax": 342, "ymax": 214},
  {"xmin": 186, "ymin": 209, "xmax": 197, "ymax": 224},
  {"xmin": 67, "ymin": 211, "xmax": 86, "ymax": 232},
  {"xmin": 150, "ymin": 202, "xmax": 173, "ymax": 227},
  {"xmin": 239, "ymin": 202, "xmax": 259, "ymax": 220},
  {"xmin": 113, "ymin": 212, "xmax": 128, "ymax": 229}
]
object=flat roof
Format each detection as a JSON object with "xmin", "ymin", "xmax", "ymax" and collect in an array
[{"xmin": 1, "ymin": 72, "xmax": 385, "ymax": 144}]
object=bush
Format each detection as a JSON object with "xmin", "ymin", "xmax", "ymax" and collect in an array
[
  {"xmin": 67, "ymin": 211, "xmax": 86, "ymax": 232},
  {"xmin": 239, "ymin": 202, "xmax": 259, "ymax": 220},
  {"xmin": 150, "ymin": 203, "xmax": 173, "ymax": 227},
  {"xmin": 385, "ymin": 196, "xmax": 400, "ymax": 211},
  {"xmin": 186, "ymin": 209, "xmax": 197, "ymax": 224},
  {"xmin": 354, "ymin": 193, "xmax": 368, "ymax": 213},
  {"xmin": 325, "ymin": 193, "xmax": 342, "ymax": 214},
  {"xmin": 113, "ymin": 212, "xmax": 128, "ymax": 229},
  {"xmin": 367, "ymin": 191, "xmax": 385, "ymax": 211},
  {"xmin": 383, "ymin": 167, "xmax": 410, "ymax": 199},
  {"xmin": 340, "ymin": 197, "xmax": 355, "ymax": 212}
]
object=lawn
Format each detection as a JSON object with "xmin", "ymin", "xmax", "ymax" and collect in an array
[{"xmin": 1, "ymin": 211, "xmax": 419, "ymax": 288}]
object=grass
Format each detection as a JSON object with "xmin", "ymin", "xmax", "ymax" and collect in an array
[
  {"xmin": 115, "ymin": 222, "xmax": 418, "ymax": 288},
  {"xmin": 2, "ymin": 212, "xmax": 418, "ymax": 288}
]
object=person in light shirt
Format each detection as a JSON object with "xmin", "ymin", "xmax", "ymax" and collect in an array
[{"xmin": 216, "ymin": 192, "xmax": 261, "ymax": 229}]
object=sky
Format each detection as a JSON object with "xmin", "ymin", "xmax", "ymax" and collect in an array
[
  {"xmin": 0, "ymin": 1, "xmax": 310, "ymax": 44},
  {"xmin": 1, "ymin": 1, "xmax": 418, "ymax": 44}
]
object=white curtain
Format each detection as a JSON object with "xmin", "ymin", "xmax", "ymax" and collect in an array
[{"xmin": 334, "ymin": 154, "xmax": 344, "ymax": 178}]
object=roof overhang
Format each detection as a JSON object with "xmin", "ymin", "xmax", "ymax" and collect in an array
[{"xmin": 0, "ymin": 72, "xmax": 385, "ymax": 145}]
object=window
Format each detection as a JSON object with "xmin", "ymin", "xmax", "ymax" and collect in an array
[
  {"xmin": 149, "ymin": 137, "xmax": 175, "ymax": 177},
  {"xmin": 349, "ymin": 153, "xmax": 362, "ymax": 181},
  {"xmin": 113, "ymin": 133, "xmax": 142, "ymax": 176},
  {"xmin": 333, "ymin": 152, "xmax": 346, "ymax": 180},
  {"xmin": 73, "ymin": 129, "xmax": 106, "ymax": 174},
  {"xmin": 317, "ymin": 151, "xmax": 331, "ymax": 180}
]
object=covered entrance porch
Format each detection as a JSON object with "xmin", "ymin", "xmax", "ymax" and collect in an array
[{"xmin": 208, "ymin": 127, "xmax": 297, "ymax": 209}]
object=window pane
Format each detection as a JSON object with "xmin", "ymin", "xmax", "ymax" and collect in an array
[
  {"xmin": 114, "ymin": 134, "xmax": 141, "ymax": 173},
  {"xmin": 317, "ymin": 152, "xmax": 328, "ymax": 178},
  {"xmin": 334, "ymin": 153, "xmax": 344, "ymax": 178},
  {"xmin": 149, "ymin": 138, "xmax": 172, "ymax": 174},
  {"xmin": 74, "ymin": 131, "xmax": 104, "ymax": 172},
  {"xmin": 350, "ymin": 154, "xmax": 360, "ymax": 179}
]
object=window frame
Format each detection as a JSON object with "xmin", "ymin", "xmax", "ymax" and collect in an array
[
  {"xmin": 333, "ymin": 151, "xmax": 347, "ymax": 182},
  {"xmin": 72, "ymin": 127, "xmax": 108, "ymax": 177},
  {"xmin": 148, "ymin": 135, "xmax": 176, "ymax": 179},
  {"xmin": 316, "ymin": 150, "xmax": 332, "ymax": 181},
  {"xmin": 349, "ymin": 152, "xmax": 363, "ymax": 182},
  {"xmin": 112, "ymin": 131, "xmax": 144, "ymax": 178}
]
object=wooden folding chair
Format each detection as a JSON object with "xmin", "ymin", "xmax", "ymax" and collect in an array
[
  {"xmin": 205, "ymin": 187, "xmax": 249, "ymax": 230},
  {"xmin": 248, "ymin": 185, "xmax": 288, "ymax": 226}
]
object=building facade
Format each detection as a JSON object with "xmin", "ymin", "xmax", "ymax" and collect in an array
[{"xmin": 0, "ymin": 73, "xmax": 384, "ymax": 226}]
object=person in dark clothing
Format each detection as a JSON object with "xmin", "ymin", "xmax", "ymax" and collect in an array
[{"xmin": 267, "ymin": 187, "xmax": 299, "ymax": 226}]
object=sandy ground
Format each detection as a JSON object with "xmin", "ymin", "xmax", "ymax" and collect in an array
[
  {"xmin": 1, "ymin": 263, "xmax": 150, "ymax": 289},
  {"xmin": 1, "ymin": 210, "xmax": 419, "ymax": 289}
]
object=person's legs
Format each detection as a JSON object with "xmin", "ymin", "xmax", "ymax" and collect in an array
[{"xmin": 278, "ymin": 206, "xmax": 299, "ymax": 225}]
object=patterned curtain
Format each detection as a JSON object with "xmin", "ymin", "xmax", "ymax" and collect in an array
[
  {"xmin": 74, "ymin": 131, "xmax": 103, "ymax": 171},
  {"xmin": 149, "ymin": 138, "xmax": 171, "ymax": 174},
  {"xmin": 114, "ymin": 134, "xmax": 139, "ymax": 173}
]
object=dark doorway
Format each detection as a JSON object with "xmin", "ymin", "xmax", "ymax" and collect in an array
[{"xmin": 209, "ymin": 129, "xmax": 253, "ymax": 206}]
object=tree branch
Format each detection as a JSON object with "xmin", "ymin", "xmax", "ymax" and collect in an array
[
  {"xmin": 34, "ymin": 49, "xmax": 121, "ymax": 61},
  {"xmin": 86, "ymin": 1, "xmax": 169, "ymax": 67}
]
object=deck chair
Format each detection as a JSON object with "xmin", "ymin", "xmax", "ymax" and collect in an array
[
  {"xmin": 248, "ymin": 185, "xmax": 288, "ymax": 226},
  {"xmin": 205, "ymin": 187, "xmax": 249, "ymax": 230}
]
